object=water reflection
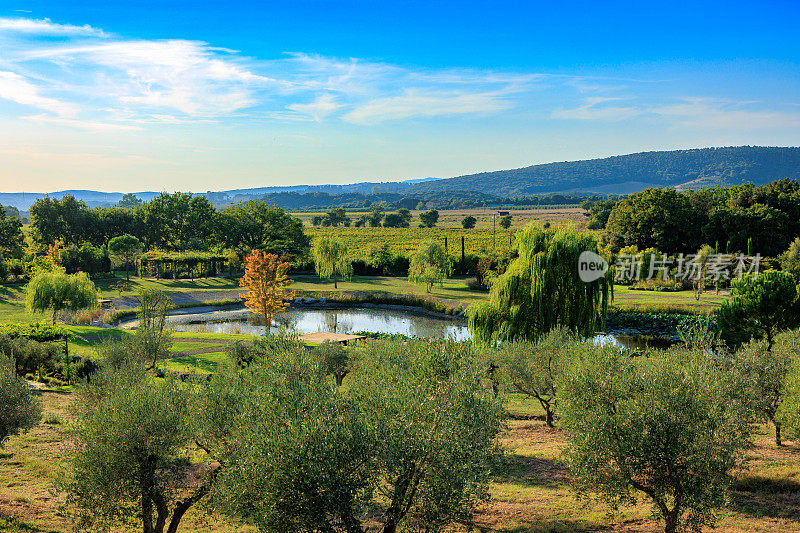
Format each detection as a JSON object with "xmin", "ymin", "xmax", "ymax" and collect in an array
[
  {"xmin": 168, "ymin": 307, "xmax": 676, "ymax": 349},
  {"xmin": 170, "ymin": 307, "xmax": 471, "ymax": 341}
]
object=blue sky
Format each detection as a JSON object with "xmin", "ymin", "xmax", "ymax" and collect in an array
[{"xmin": 1, "ymin": 0, "xmax": 799, "ymax": 192}]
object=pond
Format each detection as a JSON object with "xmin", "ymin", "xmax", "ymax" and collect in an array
[{"xmin": 167, "ymin": 306, "xmax": 674, "ymax": 350}]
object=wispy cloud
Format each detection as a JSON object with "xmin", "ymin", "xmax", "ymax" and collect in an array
[
  {"xmin": 343, "ymin": 89, "xmax": 512, "ymax": 124},
  {"xmin": 287, "ymin": 94, "xmax": 341, "ymax": 121},
  {"xmin": 0, "ymin": 70, "xmax": 77, "ymax": 116},
  {"xmin": 651, "ymin": 97, "xmax": 800, "ymax": 130},
  {"xmin": 0, "ymin": 16, "xmax": 106, "ymax": 36},
  {"xmin": 552, "ymin": 97, "xmax": 641, "ymax": 121}
]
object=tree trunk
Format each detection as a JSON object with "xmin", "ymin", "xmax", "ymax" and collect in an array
[
  {"xmin": 126, "ymin": 261, "xmax": 130, "ymax": 281},
  {"xmin": 52, "ymin": 308, "xmax": 58, "ymax": 325},
  {"xmin": 334, "ymin": 274, "xmax": 338, "ymax": 289},
  {"xmin": 545, "ymin": 408, "xmax": 554, "ymax": 428},
  {"xmin": 142, "ymin": 494, "xmax": 154, "ymax": 533},
  {"xmin": 776, "ymin": 421, "xmax": 783, "ymax": 446},
  {"xmin": 335, "ymin": 373, "xmax": 344, "ymax": 387}
]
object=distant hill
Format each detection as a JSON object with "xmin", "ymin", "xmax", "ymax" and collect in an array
[
  {"xmin": 2, "ymin": 147, "xmax": 798, "ymax": 210},
  {"xmin": 405, "ymin": 146, "xmax": 800, "ymax": 197}
]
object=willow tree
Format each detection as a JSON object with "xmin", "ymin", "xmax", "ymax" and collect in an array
[
  {"xmin": 26, "ymin": 269, "xmax": 98, "ymax": 325},
  {"xmin": 312, "ymin": 236, "xmax": 352, "ymax": 289},
  {"xmin": 469, "ymin": 224, "xmax": 612, "ymax": 344}
]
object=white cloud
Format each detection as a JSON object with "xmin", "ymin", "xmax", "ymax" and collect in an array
[
  {"xmin": 552, "ymin": 97, "xmax": 641, "ymax": 121},
  {"xmin": 0, "ymin": 71, "xmax": 77, "ymax": 116},
  {"xmin": 25, "ymin": 40, "xmax": 274, "ymax": 116},
  {"xmin": 0, "ymin": 17, "xmax": 106, "ymax": 36},
  {"xmin": 651, "ymin": 97, "xmax": 800, "ymax": 130},
  {"xmin": 343, "ymin": 89, "xmax": 512, "ymax": 125},
  {"xmin": 287, "ymin": 94, "xmax": 341, "ymax": 121}
]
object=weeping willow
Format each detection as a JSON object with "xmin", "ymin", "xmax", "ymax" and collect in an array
[{"xmin": 469, "ymin": 224, "xmax": 613, "ymax": 344}]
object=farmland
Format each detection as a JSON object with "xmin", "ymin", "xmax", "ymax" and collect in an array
[{"xmin": 301, "ymin": 207, "xmax": 589, "ymax": 256}]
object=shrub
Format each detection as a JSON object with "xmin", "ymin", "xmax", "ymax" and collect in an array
[{"xmin": 0, "ymin": 354, "xmax": 42, "ymax": 447}]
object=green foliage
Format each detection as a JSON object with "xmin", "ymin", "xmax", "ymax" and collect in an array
[
  {"xmin": 0, "ymin": 335, "xmax": 61, "ymax": 377},
  {"xmin": 560, "ymin": 347, "xmax": 750, "ymax": 533},
  {"xmin": 583, "ymin": 199, "xmax": 616, "ymax": 230},
  {"xmin": 195, "ymin": 337, "xmax": 502, "ymax": 532},
  {"xmin": 26, "ymin": 270, "xmax": 98, "ymax": 324},
  {"xmin": 498, "ymin": 214, "xmax": 512, "ymax": 229},
  {"xmin": 197, "ymin": 343, "xmax": 374, "ymax": 532},
  {"xmin": 143, "ymin": 192, "xmax": 215, "ymax": 251},
  {"xmin": 469, "ymin": 224, "xmax": 612, "ymax": 344},
  {"xmin": 312, "ymin": 236, "xmax": 353, "ymax": 288},
  {"xmin": 0, "ymin": 354, "xmax": 42, "ymax": 447},
  {"xmin": 314, "ymin": 341, "xmax": 350, "ymax": 386},
  {"xmin": 461, "ymin": 215, "xmax": 477, "ymax": 229},
  {"xmin": 718, "ymin": 270, "xmax": 799, "ymax": 349},
  {"xmin": 604, "ymin": 178, "xmax": 800, "ymax": 256},
  {"xmin": 606, "ymin": 188, "xmax": 702, "ymax": 254},
  {"xmin": 730, "ymin": 330, "xmax": 800, "ymax": 445},
  {"xmin": 218, "ymin": 200, "xmax": 310, "ymax": 259},
  {"xmin": 419, "ymin": 209, "xmax": 439, "ymax": 228},
  {"xmin": 775, "ymin": 330, "xmax": 800, "ymax": 438},
  {"xmin": 0, "ymin": 204, "xmax": 24, "ymax": 260},
  {"xmin": 779, "ymin": 237, "xmax": 800, "ymax": 282},
  {"xmin": 65, "ymin": 366, "xmax": 209, "ymax": 533},
  {"xmin": 116, "ymin": 193, "xmax": 143, "ymax": 209},
  {"xmin": 349, "ymin": 339, "xmax": 503, "ymax": 531},
  {"xmin": 487, "ymin": 328, "xmax": 580, "ymax": 426},
  {"xmin": 134, "ymin": 287, "xmax": 173, "ymax": 369},
  {"xmin": 108, "ymin": 234, "xmax": 143, "ymax": 281},
  {"xmin": 383, "ymin": 209, "xmax": 412, "ymax": 228},
  {"xmin": 407, "ymin": 239, "xmax": 450, "ymax": 293}
]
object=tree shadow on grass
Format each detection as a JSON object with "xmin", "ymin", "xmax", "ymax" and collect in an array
[
  {"xmin": 493, "ymin": 453, "xmax": 569, "ymax": 489},
  {"xmin": 728, "ymin": 475, "xmax": 800, "ymax": 520}
]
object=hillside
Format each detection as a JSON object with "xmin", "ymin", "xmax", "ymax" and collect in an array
[
  {"xmin": 3, "ymin": 146, "xmax": 799, "ymax": 210},
  {"xmin": 407, "ymin": 146, "xmax": 800, "ymax": 196}
]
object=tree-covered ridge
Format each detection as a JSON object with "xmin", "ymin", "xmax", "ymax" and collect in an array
[{"xmin": 410, "ymin": 146, "xmax": 800, "ymax": 196}]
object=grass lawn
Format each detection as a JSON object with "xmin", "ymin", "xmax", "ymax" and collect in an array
[
  {"xmin": 612, "ymin": 285, "xmax": 729, "ymax": 312},
  {"xmin": 1, "ymin": 274, "xmax": 730, "ymax": 329}
]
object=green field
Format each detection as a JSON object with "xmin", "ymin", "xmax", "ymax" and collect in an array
[{"xmin": 301, "ymin": 207, "xmax": 588, "ymax": 257}]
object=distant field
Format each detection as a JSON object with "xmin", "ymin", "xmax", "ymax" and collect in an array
[{"xmin": 300, "ymin": 207, "xmax": 589, "ymax": 256}]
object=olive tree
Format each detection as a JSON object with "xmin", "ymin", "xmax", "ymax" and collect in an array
[
  {"xmin": 350, "ymin": 339, "xmax": 503, "ymax": 532},
  {"xmin": 197, "ymin": 337, "xmax": 502, "ymax": 533},
  {"xmin": 313, "ymin": 236, "xmax": 352, "ymax": 289},
  {"xmin": 65, "ymin": 365, "xmax": 214, "ymax": 533},
  {"xmin": 27, "ymin": 269, "xmax": 98, "ymax": 324},
  {"xmin": 560, "ymin": 346, "xmax": 750, "ymax": 533},
  {"xmin": 461, "ymin": 215, "xmax": 477, "ymax": 229},
  {"xmin": 0, "ymin": 355, "xmax": 42, "ymax": 447},
  {"xmin": 489, "ymin": 327, "xmax": 579, "ymax": 427},
  {"xmin": 314, "ymin": 340, "xmax": 351, "ymax": 386},
  {"xmin": 718, "ymin": 270, "xmax": 799, "ymax": 350},
  {"xmin": 196, "ymin": 345, "xmax": 374, "ymax": 532},
  {"xmin": 730, "ymin": 330, "xmax": 800, "ymax": 445},
  {"xmin": 134, "ymin": 288, "xmax": 173, "ymax": 369},
  {"xmin": 407, "ymin": 239, "xmax": 449, "ymax": 293}
]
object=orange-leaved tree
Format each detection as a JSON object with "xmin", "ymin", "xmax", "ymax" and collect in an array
[{"xmin": 239, "ymin": 251, "xmax": 295, "ymax": 327}]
